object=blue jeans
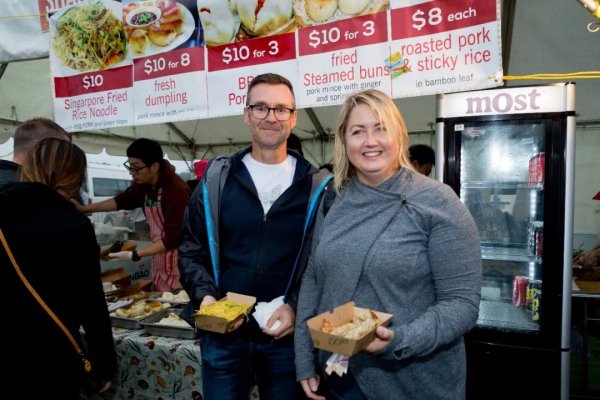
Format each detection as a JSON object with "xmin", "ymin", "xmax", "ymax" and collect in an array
[
  {"xmin": 326, "ymin": 372, "xmax": 368, "ymax": 400},
  {"xmin": 199, "ymin": 332, "xmax": 301, "ymax": 400}
]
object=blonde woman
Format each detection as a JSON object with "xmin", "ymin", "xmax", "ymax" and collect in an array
[
  {"xmin": 0, "ymin": 138, "xmax": 116, "ymax": 398},
  {"xmin": 294, "ymin": 90, "xmax": 482, "ymax": 399}
]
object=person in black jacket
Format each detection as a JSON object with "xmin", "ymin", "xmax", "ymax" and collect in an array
[
  {"xmin": 178, "ymin": 73, "xmax": 331, "ymax": 400},
  {"xmin": 0, "ymin": 138, "xmax": 116, "ymax": 398}
]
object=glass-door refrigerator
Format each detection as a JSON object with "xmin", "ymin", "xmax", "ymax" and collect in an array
[{"xmin": 435, "ymin": 83, "xmax": 575, "ymax": 400}]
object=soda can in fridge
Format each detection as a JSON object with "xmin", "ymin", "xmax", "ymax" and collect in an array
[
  {"xmin": 512, "ymin": 275, "xmax": 528, "ymax": 307},
  {"xmin": 528, "ymin": 152, "xmax": 545, "ymax": 186},
  {"xmin": 527, "ymin": 279, "xmax": 542, "ymax": 310},
  {"xmin": 532, "ymin": 289, "xmax": 542, "ymax": 321}
]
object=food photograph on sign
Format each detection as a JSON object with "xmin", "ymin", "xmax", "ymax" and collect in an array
[
  {"xmin": 122, "ymin": 0, "xmax": 201, "ymax": 58},
  {"xmin": 51, "ymin": 0, "xmax": 128, "ymax": 74},
  {"xmin": 196, "ymin": 0, "xmax": 389, "ymax": 47}
]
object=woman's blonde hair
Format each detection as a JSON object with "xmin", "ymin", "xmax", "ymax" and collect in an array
[
  {"xmin": 18, "ymin": 138, "xmax": 87, "ymax": 197},
  {"xmin": 333, "ymin": 89, "xmax": 413, "ymax": 192}
]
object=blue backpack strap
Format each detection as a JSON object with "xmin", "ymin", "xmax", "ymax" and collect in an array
[
  {"xmin": 202, "ymin": 174, "xmax": 219, "ymax": 287},
  {"xmin": 283, "ymin": 174, "xmax": 333, "ymax": 300}
]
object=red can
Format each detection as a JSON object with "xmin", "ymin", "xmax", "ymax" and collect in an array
[
  {"xmin": 512, "ymin": 275, "xmax": 528, "ymax": 307},
  {"xmin": 528, "ymin": 152, "xmax": 545, "ymax": 185}
]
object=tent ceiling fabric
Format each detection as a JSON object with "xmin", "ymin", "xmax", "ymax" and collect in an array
[{"xmin": 1, "ymin": 0, "xmax": 599, "ymax": 161}]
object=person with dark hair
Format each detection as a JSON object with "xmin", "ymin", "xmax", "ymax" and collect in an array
[
  {"xmin": 0, "ymin": 117, "xmax": 71, "ymax": 184},
  {"xmin": 408, "ymin": 143, "xmax": 435, "ymax": 177},
  {"xmin": 287, "ymin": 132, "xmax": 304, "ymax": 157},
  {"xmin": 0, "ymin": 138, "xmax": 116, "ymax": 398},
  {"xmin": 179, "ymin": 72, "xmax": 332, "ymax": 400},
  {"xmin": 75, "ymin": 138, "xmax": 191, "ymax": 291}
]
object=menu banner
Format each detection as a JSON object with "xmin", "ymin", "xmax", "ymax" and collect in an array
[
  {"xmin": 297, "ymin": 12, "xmax": 390, "ymax": 107},
  {"xmin": 206, "ymin": 32, "xmax": 298, "ymax": 117},
  {"xmin": 48, "ymin": 0, "xmax": 502, "ymax": 131},
  {"xmin": 389, "ymin": 0, "xmax": 502, "ymax": 98},
  {"xmin": 133, "ymin": 47, "xmax": 208, "ymax": 124}
]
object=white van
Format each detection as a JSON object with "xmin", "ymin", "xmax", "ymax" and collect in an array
[{"xmin": 84, "ymin": 163, "xmax": 133, "ymax": 204}]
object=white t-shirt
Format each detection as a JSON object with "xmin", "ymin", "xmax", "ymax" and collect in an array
[{"xmin": 242, "ymin": 153, "xmax": 297, "ymax": 213}]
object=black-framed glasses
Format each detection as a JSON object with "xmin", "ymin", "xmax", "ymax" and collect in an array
[
  {"xmin": 247, "ymin": 104, "xmax": 295, "ymax": 121},
  {"xmin": 123, "ymin": 161, "xmax": 148, "ymax": 175}
]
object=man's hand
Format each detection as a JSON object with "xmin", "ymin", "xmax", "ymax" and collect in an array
[
  {"xmin": 300, "ymin": 376, "xmax": 326, "ymax": 400},
  {"xmin": 262, "ymin": 303, "xmax": 295, "ymax": 339},
  {"xmin": 363, "ymin": 325, "xmax": 394, "ymax": 354},
  {"xmin": 107, "ymin": 251, "xmax": 132, "ymax": 261}
]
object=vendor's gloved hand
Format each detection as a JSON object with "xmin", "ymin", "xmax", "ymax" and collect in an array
[{"xmin": 108, "ymin": 251, "xmax": 132, "ymax": 261}]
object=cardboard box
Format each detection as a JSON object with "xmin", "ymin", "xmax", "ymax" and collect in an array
[
  {"xmin": 307, "ymin": 302, "xmax": 393, "ymax": 356},
  {"xmin": 194, "ymin": 292, "xmax": 256, "ymax": 333},
  {"xmin": 101, "ymin": 267, "xmax": 131, "ymax": 288},
  {"xmin": 121, "ymin": 279, "xmax": 152, "ymax": 297}
]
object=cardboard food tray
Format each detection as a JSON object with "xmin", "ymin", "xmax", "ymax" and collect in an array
[
  {"xmin": 140, "ymin": 307, "xmax": 195, "ymax": 339},
  {"xmin": 194, "ymin": 292, "xmax": 256, "ymax": 334},
  {"xmin": 110, "ymin": 300, "xmax": 171, "ymax": 329},
  {"xmin": 307, "ymin": 302, "xmax": 393, "ymax": 357}
]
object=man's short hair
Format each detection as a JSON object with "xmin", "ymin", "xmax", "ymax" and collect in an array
[
  {"xmin": 14, "ymin": 118, "xmax": 70, "ymax": 157},
  {"xmin": 127, "ymin": 138, "xmax": 164, "ymax": 167},
  {"xmin": 246, "ymin": 73, "xmax": 295, "ymax": 106},
  {"xmin": 408, "ymin": 144, "xmax": 435, "ymax": 165}
]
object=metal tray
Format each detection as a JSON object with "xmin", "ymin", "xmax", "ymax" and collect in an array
[
  {"xmin": 152, "ymin": 290, "xmax": 191, "ymax": 305},
  {"xmin": 110, "ymin": 300, "xmax": 172, "ymax": 329},
  {"xmin": 140, "ymin": 307, "xmax": 196, "ymax": 339}
]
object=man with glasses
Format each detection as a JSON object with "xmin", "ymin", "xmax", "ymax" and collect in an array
[
  {"xmin": 0, "ymin": 118, "xmax": 71, "ymax": 184},
  {"xmin": 179, "ymin": 73, "xmax": 332, "ymax": 400},
  {"xmin": 76, "ymin": 138, "xmax": 191, "ymax": 291}
]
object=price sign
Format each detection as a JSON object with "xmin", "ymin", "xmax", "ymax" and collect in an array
[
  {"xmin": 391, "ymin": 0, "xmax": 497, "ymax": 40},
  {"xmin": 54, "ymin": 65, "xmax": 133, "ymax": 97},
  {"xmin": 298, "ymin": 12, "xmax": 387, "ymax": 56},
  {"xmin": 134, "ymin": 47, "xmax": 204, "ymax": 81},
  {"xmin": 207, "ymin": 33, "xmax": 295, "ymax": 72}
]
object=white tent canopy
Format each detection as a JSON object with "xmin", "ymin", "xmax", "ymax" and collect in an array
[{"xmin": 1, "ymin": 0, "xmax": 600, "ymax": 167}]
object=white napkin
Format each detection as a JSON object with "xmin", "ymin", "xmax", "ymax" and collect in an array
[
  {"xmin": 252, "ymin": 296, "xmax": 284, "ymax": 331},
  {"xmin": 325, "ymin": 353, "xmax": 349, "ymax": 377}
]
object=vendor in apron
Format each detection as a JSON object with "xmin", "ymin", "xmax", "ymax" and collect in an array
[{"xmin": 74, "ymin": 138, "xmax": 192, "ymax": 291}]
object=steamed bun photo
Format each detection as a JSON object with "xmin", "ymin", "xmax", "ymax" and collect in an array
[{"xmin": 198, "ymin": 0, "xmax": 241, "ymax": 46}]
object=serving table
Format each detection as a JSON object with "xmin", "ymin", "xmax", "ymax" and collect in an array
[{"xmin": 84, "ymin": 328, "xmax": 260, "ymax": 400}]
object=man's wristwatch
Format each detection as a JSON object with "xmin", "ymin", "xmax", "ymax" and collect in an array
[{"xmin": 131, "ymin": 250, "xmax": 141, "ymax": 262}]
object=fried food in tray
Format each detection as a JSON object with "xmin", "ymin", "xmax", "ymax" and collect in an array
[
  {"xmin": 321, "ymin": 308, "xmax": 380, "ymax": 340},
  {"xmin": 110, "ymin": 300, "xmax": 170, "ymax": 320},
  {"xmin": 155, "ymin": 289, "xmax": 190, "ymax": 304},
  {"xmin": 140, "ymin": 307, "xmax": 195, "ymax": 339},
  {"xmin": 197, "ymin": 300, "xmax": 250, "ymax": 321}
]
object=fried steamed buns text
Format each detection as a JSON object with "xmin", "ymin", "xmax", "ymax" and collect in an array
[{"xmin": 321, "ymin": 308, "xmax": 380, "ymax": 340}]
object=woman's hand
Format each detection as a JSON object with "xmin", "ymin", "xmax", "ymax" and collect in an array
[
  {"xmin": 300, "ymin": 375, "xmax": 326, "ymax": 400},
  {"xmin": 363, "ymin": 326, "xmax": 394, "ymax": 354}
]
